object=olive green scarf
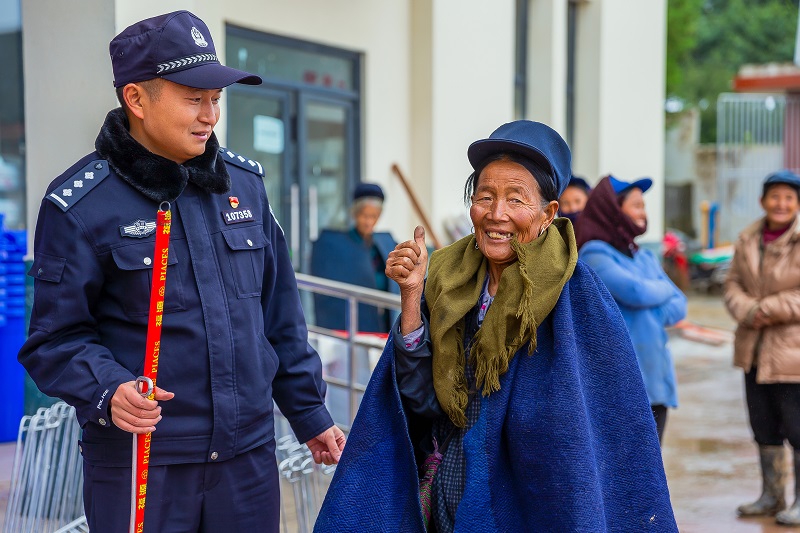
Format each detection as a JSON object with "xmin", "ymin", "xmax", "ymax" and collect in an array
[{"xmin": 424, "ymin": 218, "xmax": 578, "ymax": 427}]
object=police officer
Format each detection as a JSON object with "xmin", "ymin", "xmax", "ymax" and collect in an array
[{"xmin": 18, "ymin": 11, "xmax": 344, "ymax": 532}]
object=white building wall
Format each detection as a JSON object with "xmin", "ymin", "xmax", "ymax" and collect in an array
[
  {"xmin": 22, "ymin": 0, "xmax": 668, "ymax": 249},
  {"xmin": 527, "ymin": 0, "xmax": 568, "ymax": 134},
  {"xmin": 22, "ymin": 0, "xmax": 117, "ymax": 251},
  {"xmin": 573, "ymin": 0, "xmax": 667, "ymax": 240},
  {"xmin": 427, "ymin": 0, "xmax": 517, "ymax": 244}
]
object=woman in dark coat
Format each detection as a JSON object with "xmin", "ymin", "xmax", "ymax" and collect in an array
[
  {"xmin": 314, "ymin": 121, "xmax": 677, "ymax": 532},
  {"xmin": 310, "ymin": 183, "xmax": 399, "ymax": 333}
]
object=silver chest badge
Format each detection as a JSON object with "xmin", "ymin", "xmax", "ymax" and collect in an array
[
  {"xmin": 191, "ymin": 27, "xmax": 208, "ymax": 47},
  {"xmin": 120, "ymin": 219, "xmax": 157, "ymax": 238}
]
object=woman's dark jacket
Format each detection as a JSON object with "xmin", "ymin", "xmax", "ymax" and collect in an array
[{"xmin": 310, "ymin": 228, "xmax": 399, "ymax": 333}]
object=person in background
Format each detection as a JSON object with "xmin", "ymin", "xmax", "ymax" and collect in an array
[
  {"xmin": 724, "ymin": 170, "xmax": 800, "ymax": 525},
  {"xmin": 314, "ymin": 121, "xmax": 677, "ymax": 532},
  {"xmin": 311, "ymin": 183, "xmax": 399, "ymax": 333},
  {"xmin": 576, "ymin": 174, "xmax": 687, "ymax": 445},
  {"xmin": 18, "ymin": 11, "xmax": 343, "ymax": 532},
  {"xmin": 558, "ymin": 174, "xmax": 592, "ymax": 224}
]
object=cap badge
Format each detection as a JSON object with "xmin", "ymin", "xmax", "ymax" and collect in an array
[
  {"xmin": 229, "ymin": 196, "xmax": 240, "ymax": 209},
  {"xmin": 191, "ymin": 27, "xmax": 208, "ymax": 48}
]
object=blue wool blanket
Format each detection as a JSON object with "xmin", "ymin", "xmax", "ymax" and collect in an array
[{"xmin": 314, "ymin": 262, "xmax": 678, "ymax": 532}]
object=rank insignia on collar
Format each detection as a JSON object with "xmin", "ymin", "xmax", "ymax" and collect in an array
[
  {"xmin": 229, "ymin": 196, "xmax": 239, "ymax": 208},
  {"xmin": 120, "ymin": 219, "xmax": 157, "ymax": 238}
]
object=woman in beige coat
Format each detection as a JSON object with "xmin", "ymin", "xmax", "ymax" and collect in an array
[{"xmin": 724, "ymin": 170, "xmax": 800, "ymax": 525}]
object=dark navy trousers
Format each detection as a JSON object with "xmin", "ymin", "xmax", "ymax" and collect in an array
[{"xmin": 82, "ymin": 440, "xmax": 279, "ymax": 532}]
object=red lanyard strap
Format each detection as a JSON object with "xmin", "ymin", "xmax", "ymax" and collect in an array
[{"xmin": 130, "ymin": 204, "xmax": 172, "ymax": 533}]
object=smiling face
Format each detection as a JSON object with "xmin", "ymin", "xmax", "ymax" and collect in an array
[
  {"xmin": 559, "ymin": 185, "xmax": 589, "ymax": 214},
  {"xmin": 761, "ymin": 183, "xmax": 800, "ymax": 230},
  {"xmin": 470, "ymin": 159, "xmax": 558, "ymax": 272},
  {"xmin": 124, "ymin": 79, "xmax": 222, "ymax": 164},
  {"xmin": 620, "ymin": 188, "xmax": 648, "ymax": 229}
]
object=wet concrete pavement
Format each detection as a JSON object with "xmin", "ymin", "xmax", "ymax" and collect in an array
[{"xmin": 665, "ymin": 294, "xmax": 800, "ymax": 532}]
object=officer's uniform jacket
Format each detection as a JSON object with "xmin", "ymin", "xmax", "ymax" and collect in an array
[{"xmin": 19, "ymin": 109, "xmax": 333, "ymax": 466}]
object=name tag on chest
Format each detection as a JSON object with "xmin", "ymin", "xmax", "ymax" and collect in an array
[{"xmin": 222, "ymin": 208, "xmax": 255, "ymax": 225}]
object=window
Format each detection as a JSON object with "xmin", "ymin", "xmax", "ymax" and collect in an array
[{"xmin": 0, "ymin": 0, "xmax": 25, "ymax": 229}]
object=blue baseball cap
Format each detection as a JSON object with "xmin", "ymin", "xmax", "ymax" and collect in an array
[
  {"xmin": 467, "ymin": 120, "xmax": 572, "ymax": 198},
  {"xmin": 110, "ymin": 11, "xmax": 262, "ymax": 89},
  {"xmin": 762, "ymin": 170, "xmax": 800, "ymax": 196},
  {"xmin": 608, "ymin": 174, "xmax": 652, "ymax": 196}
]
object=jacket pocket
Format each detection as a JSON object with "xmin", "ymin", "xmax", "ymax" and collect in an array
[
  {"xmin": 110, "ymin": 241, "xmax": 185, "ymax": 317},
  {"xmin": 28, "ymin": 253, "xmax": 67, "ymax": 331},
  {"xmin": 762, "ymin": 323, "xmax": 800, "ymax": 380},
  {"xmin": 221, "ymin": 226, "xmax": 268, "ymax": 298}
]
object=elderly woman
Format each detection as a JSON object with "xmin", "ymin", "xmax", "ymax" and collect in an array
[
  {"xmin": 724, "ymin": 170, "xmax": 800, "ymax": 525},
  {"xmin": 314, "ymin": 121, "xmax": 676, "ymax": 532},
  {"xmin": 575, "ymin": 175, "xmax": 687, "ymax": 445},
  {"xmin": 311, "ymin": 183, "xmax": 399, "ymax": 333}
]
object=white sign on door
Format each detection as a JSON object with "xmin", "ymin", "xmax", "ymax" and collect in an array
[{"xmin": 253, "ymin": 116, "xmax": 284, "ymax": 154}]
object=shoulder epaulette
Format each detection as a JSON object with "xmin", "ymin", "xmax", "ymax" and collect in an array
[
  {"xmin": 46, "ymin": 160, "xmax": 110, "ymax": 212},
  {"xmin": 218, "ymin": 147, "xmax": 265, "ymax": 177}
]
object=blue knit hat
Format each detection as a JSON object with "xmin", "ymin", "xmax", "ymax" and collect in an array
[{"xmin": 353, "ymin": 183, "xmax": 384, "ymax": 202}]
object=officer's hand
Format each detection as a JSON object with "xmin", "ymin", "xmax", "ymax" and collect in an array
[
  {"xmin": 306, "ymin": 425, "xmax": 346, "ymax": 465},
  {"xmin": 386, "ymin": 226, "xmax": 428, "ymax": 295},
  {"xmin": 110, "ymin": 381, "xmax": 175, "ymax": 434}
]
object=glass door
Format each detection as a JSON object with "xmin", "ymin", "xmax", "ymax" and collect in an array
[
  {"xmin": 225, "ymin": 26, "xmax": 361, "ymax": 273},
  {"xmin": 226, "ymin": 85, "xmax": 296, "ymax": 263},
  {"xmin": 298, "ymin": 95, "xmax": 357, "ymax": 273}
]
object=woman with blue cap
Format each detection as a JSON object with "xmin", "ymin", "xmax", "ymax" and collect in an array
[
  {"xmin": 576, "ymin": 175, "xmax": 687, "ymax": 445},
  {"xmin": 314, "ymin": 121, "xmax": 677, "ymax": 532},
  {"xmin": 724, "ymin": 170, "xmax": 800, "ymax": 525}
]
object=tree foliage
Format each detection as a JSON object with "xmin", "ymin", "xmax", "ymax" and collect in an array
[{"xmin": 667, "ymin": 0, "xmax": 799, "ymax": 142}]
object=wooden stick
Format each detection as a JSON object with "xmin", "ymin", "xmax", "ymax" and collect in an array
[{"xmin": 391, "ymin": 163, "xmax": 443, "ymax": 249}]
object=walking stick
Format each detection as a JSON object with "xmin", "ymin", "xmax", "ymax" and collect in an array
[
  {"xmin": 390, "ymin": 163, "xmax": 443, "ymax": 249},
  {"xmin": 130, "ymin": 202, "xmax": 172, "ymax": 533}
]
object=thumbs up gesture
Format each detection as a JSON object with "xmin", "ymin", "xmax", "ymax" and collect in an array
[
  {"xmin": 386, "ymin": 226, "xmax": 429, "ymax": 335},
  {"xmin": 386, "ymin": 225, "xmax": 428, "ymax": 295}
]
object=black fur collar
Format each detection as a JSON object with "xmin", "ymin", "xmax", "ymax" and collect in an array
[{"xmin": 95, "ymin": 108, "xmax": 230, "ymax": 203}]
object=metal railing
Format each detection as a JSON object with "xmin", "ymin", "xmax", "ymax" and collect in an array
[
  {"xmin": 4, "ymin": 402, "xmax": 84, "ymax": 533},
  {"xmin": 295, "ymin": 273, "xmax": 400, "ymax": 431}
]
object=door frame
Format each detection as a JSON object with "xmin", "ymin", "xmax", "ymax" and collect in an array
[{"xmin": 225, "ymin": 25, "xmax": 363, "ymax": 272}]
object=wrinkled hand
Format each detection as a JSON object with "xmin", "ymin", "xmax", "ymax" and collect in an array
[
  {"xmin": 752, "ymin": 309, "xmax": 773, "ymax": 329},
  {"xmin": 386, "ymin": 226, "xmax": 428, "ymax": 295},
  {"xmin": 306, "ymin": 425, "xmax": 346, "ymax": 465},
  {"xmin": 110, "ymin": 381, "xmax": 174, "ymax": 434}
]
